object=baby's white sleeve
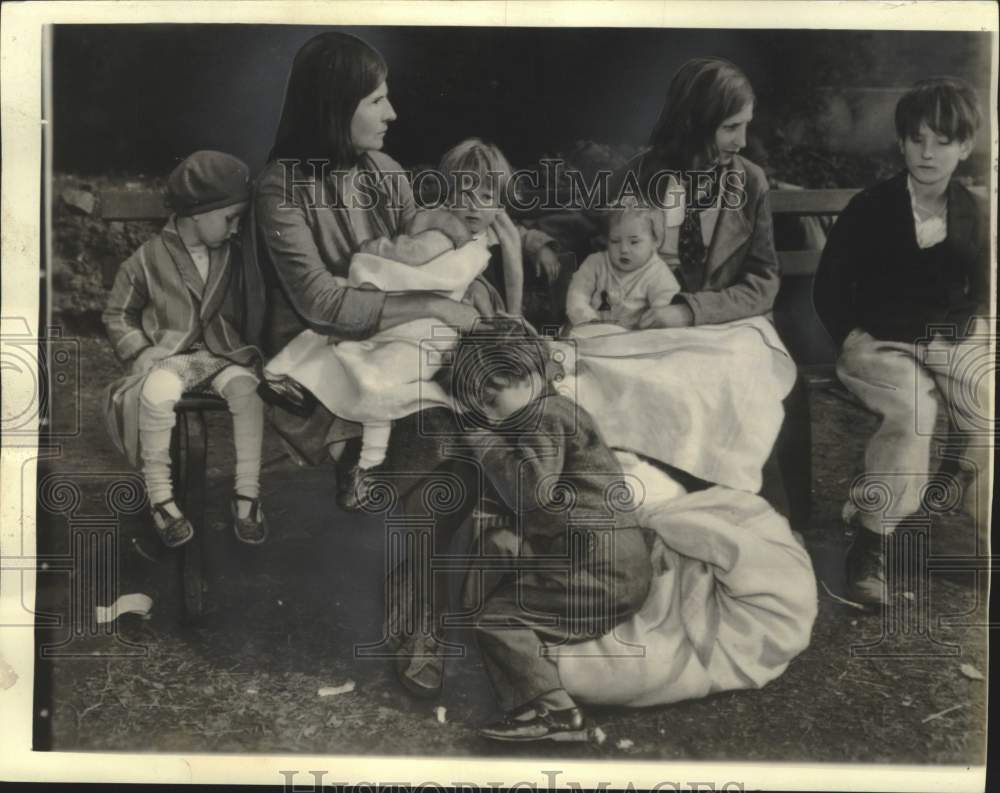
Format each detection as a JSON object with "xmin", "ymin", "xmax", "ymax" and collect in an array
[
  {"xmin": 565, "ymin": 255, "xmax": 602, "ymax": 325},
  {"xmin": 646, "ymin": 262, "xmax": 682, "ymax": 309}
]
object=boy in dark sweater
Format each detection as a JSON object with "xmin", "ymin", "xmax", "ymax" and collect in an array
[
  {"xmin": 445, "ymin": 321, "xmax": 652, "ymax": 742},
  {"xmin": 814, "ymin": 78, "xmax": 991, "ymax": 607}
]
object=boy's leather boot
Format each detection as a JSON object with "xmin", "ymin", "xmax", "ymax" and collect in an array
[{"xmin": 845, "ymin": 525, "xmax": 890, "ymax": 607}]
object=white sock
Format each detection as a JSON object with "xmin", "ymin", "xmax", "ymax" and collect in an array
[{"xmin": 358, "ymin": 421, "xmax": 391, "ymax": 469}]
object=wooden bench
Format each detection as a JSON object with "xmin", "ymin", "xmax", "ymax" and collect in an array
[{"xmin": 87, "ymin": 182, "xmax": 980, "ymax": 553}]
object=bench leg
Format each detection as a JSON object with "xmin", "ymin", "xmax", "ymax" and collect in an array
[
  {"xmin": 778, "ymin": 375, "xmax": 813, "ymax": 530},
  {"xmin": 761, "ymin": 375, "xmax": 813, "ymax": 530},
  {"xmin": 171, "ymin": 409, "xmax": 209, "ymax": 620}
]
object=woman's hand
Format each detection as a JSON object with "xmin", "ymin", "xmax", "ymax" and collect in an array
[
  {"xmin": 536, "ymin": 245, "xmax": 562, "ymax": 285},
  {"xmin": 130, "ymin": 346, "xmax": 170, "ymax": 376},
  {"xmin": 637, "ymin": 303, "xmax": 695, "ymax": 329}
]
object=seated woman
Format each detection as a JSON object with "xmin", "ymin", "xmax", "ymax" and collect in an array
[
  {"xmin": 560, "ymin": 57, "xmax": 798, "ymax": 497},
  {"xmin": 263, "ymin": 206, "xmax": 491, "ymax": 510},
  {"xmin": 253, "ymin": 31, "xmax": 509, "ymax": 701},
  {"xmin": 252, "ymin": 32, "xmax": 488, "ymax": 469}
]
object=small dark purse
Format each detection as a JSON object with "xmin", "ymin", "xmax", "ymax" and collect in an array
[{"xmin": 257, "ymin": 376, "xmax": 318, "ymax": 418}]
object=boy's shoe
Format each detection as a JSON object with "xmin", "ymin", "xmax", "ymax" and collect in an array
[
  {"xmin": 845, "ymin": 524, "xmax": 889, "ymax": 608},
  {"xmin": 232, "ymin": 495, "xmax": 268, "ymax": 545},
  {"xmin": 336, "ymin": 464, "xmax": 379, "ymax": 512},
  {"xmin": 394, "ymin": 633, "xmax": 445, "ymax": 699},
  {"xmin": 150, "ymin": 499, "xmax": 195, "ymax": 549},
  {"xmin": 478, "ymin": 702, "xmax": 588, "ymax": 743}
]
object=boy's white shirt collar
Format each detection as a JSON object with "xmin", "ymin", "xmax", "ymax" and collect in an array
[{"xmin": 906, "ymin": 175, "xmax": 948, "ymax": 249}]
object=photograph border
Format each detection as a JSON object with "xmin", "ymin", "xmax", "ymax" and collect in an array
[{"xmin": 1, "ymin": 1, "xmax": 996, "ymax": 789}]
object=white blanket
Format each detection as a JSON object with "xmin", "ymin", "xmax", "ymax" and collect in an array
[
  {"xmin": 551, "ymin": 318, "xmax": 797, "ymax": 492},
  {"xmin": 265, "ymin": 244, "xmax": 488, "ymax": 423},
  {"xmin": 553, "ymin": 452, "xmax": 817, "ymax": 707}
]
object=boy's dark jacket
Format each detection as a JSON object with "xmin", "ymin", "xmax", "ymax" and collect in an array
[
  {"xmin": 814, "ymin": 171, "xmax": 989, "ymax": 346},
  {"xmin": 472, "ymin": 392, "xmax": 637, "ymax": 554}
]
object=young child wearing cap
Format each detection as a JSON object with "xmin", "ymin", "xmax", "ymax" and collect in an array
[{"xmin": 103, "ymin": 150, "xmax": 268, "ymax": 548}]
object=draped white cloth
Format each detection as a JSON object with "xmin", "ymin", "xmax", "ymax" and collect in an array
[
  {"xmin": 553, "ymin": 451, "xmax": 817, "ymax": 706},
  {"xmin": 551, "ymin": 318, "xmax": 798, "ymax": 492},
  {"xmin": 264, "ymin": 244, "xmax": 489, "ymax": 423}
]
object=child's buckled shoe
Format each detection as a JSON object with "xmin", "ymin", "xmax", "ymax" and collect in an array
[
  {"xmin": 232, "ymin": 495, "xmax": 268, "ymax": 545},
  {"xmin": 150, "ymin": 499, "xmax": 195, "ymax": 549}
]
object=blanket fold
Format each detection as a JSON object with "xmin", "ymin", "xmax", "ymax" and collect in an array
[
  {"xmin": 264, "ymin": 243, "xmax": 489, "ymax": 424},
  {"xmin": 552, "ymin": 318, "xmax": 796, "ymax": 492}
]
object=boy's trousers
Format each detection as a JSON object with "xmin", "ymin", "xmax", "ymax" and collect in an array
[
  {"xmin": 466, "ymin": 525, "xmax": 652, "ymax": 711},
  {"xmin": 836, "ymin": 326, "xmax": 992, "ymax": 536}
]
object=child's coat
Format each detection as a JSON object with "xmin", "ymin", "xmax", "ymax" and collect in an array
[{"xmin": 102, "ymin": 220, "xmax": 261, "ymax": 466}]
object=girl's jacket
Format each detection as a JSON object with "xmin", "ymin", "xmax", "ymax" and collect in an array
[{"xmin": 101, "ymin": 219, "xmax": 264, "ymax": 466}]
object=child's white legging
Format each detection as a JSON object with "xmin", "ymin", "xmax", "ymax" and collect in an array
[
  {"xmin": 359, "ymin": 421, "xmax": 391, "ymax": 469},
  {"xmin": 138, "ymin": 365, "xmax": 263, "ymax": 508}
]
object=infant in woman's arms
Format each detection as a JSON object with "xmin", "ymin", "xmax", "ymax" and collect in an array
[
  {"xmin": 355, "ymin": 207, "xmax": 474, "ymax": 275},
  {"xmin": 565, "ymin": 207, "xmax": 681, "ymax": 330},
  {"xmin": 264, "ymin": 207, "xmax": 489, "ymax": 511}
]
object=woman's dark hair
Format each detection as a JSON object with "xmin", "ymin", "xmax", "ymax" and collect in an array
[
  {"xmin": 269, "ymin": 32, "xmax": 388, "ymax": 168},
  {"xmin": 895, "ymin": 77, "xmax": 982, "ymax": 143},
  {"xmin": 648, "ymin": 57, "xmax": 755, "ymax": 171}
]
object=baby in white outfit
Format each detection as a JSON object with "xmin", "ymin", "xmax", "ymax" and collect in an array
[{"xmin": 566, "ymin": 207, "xmax": 681, "ymax": 329}]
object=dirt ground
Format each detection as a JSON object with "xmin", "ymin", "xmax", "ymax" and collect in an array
[{"xmin": 32, "ymin": 331, "xmax": 988, "ymax": 764}]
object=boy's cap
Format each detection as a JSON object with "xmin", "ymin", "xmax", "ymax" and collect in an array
[{"xmin": 166, "ymin": 150, "xmax": 251, "ymax": 217}]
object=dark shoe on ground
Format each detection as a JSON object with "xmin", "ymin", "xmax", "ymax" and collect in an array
[
  {"xmin": 150, "ymin": 498, "xmax": 195, "ymax": 549},
  {"xmin": 845, "ymin": 525, "xmax": 889, "ymax": 608},
  {"xmin": 478, "ymin": 702, "xmax": 588, "ymax": 743},
  {"xmin": 336, "ymin": 464, "xmax": 379, "ymax": 512},
  {"xmin": 232, "ymin": 495, "xmax": 268, "ymax": 545}
]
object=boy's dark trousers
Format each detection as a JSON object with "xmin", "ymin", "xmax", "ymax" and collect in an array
[{"xmin": 466, "ymin": 524, "xmax": 652, "ymax": 711}]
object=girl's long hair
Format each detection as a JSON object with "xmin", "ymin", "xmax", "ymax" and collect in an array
[
  {"xmin": 268, "ymin": 32, "xmax": 388, "ymax": 169},
  {"xmin": 647, "ymin": 57, "xmax": 755, "ymax": 172}
]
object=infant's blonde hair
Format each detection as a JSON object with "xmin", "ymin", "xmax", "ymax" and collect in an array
[
  {"xmin": 438, "ymin": 138, "xmax": 516, "ymax": 205},
  {"xmin": 606, "ymin": 205, "xmax": 664, "ymax": 245}
]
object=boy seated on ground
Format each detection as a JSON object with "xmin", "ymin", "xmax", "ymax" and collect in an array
[{"xmin": 813, "ymin": 77, "xmax": 990, "ymax": 607}]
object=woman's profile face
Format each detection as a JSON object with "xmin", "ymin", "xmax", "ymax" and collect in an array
[
  {"xmin": 711, "ymin": 102, "xmax": 753, "ymax": 166},
  {"xmin": 349, "ymin": 80, "xmax": 397, "ymax": 155}
]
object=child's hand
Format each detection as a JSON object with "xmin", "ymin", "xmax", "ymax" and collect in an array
[
  {"xmin": 536, "ymin": 245, "xmax": 562, "ymax": 285},
  {"xmin": 492, "ymin": 209, "xmax": 522, "ymax": 251},
  {"xmin": 130, "ymin": 347, "xmax": 171, "ymax": 376},
  {"xmin": 492, "ymin": 210, "xmax": 524, "ymax": 314}
]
